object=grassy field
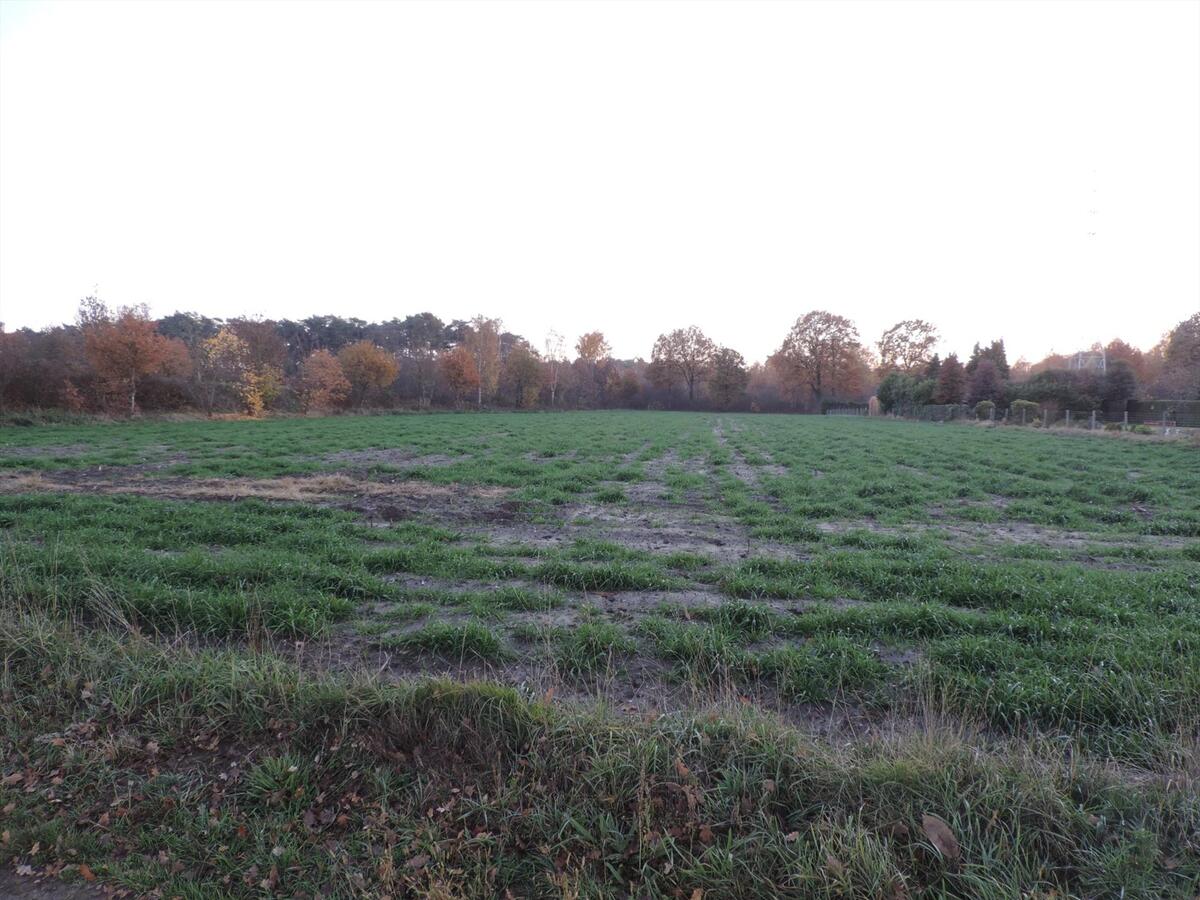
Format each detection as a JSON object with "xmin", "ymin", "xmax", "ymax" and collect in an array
[{"xmin": 1, "ymin": 411, "xmax": 1198, "ymax": 897}]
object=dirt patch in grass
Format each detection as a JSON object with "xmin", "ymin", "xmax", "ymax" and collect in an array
[
  {"xmin": 712, "ymin": 420, "xmax": 760, "ymax": 487},
  {"xmin": 464, "ymin": 496, "xmax": 803, "ymax": 564},
  {"xmin": 624, "ymin": 479, "xmax": 667, "ymax": 502},
  {"xmin": 0, "ymin": 443, "xmax": 92, "ymax": 458},
  {"xmin": 522, "ymin": 449, "xmax": 578, "ymax": 463},
  {"xmin": 291, "ymin": 622, "xmax": 683, "ymax": 716},
  {"xmin": 0, "ymin": 470, "xmax": 516, "ymax": 524},
  {"xmin": 563, "ymin": 502, "xmax": 758, "ymax": 562},
  {"xmin": 817, "ymin": 516, "xmax": 1188, "ymax": 553},
  {"xmin": 469, "ymin": 508, "xmax": 745, "ymax": 560},
  {"xmin": 712, "ymin": 420, "xmax": 786, "ymax": 487},
  {"xmin": 323, "ymin": 449, "xmax": 469, "ymax": 467},
  {"xmin": 619, "ymin": 440, "xmax": 652, "ymax": 464},
  {"xmin": 0, "ymin": 871, "xmax": 110, "ymax": 899}
]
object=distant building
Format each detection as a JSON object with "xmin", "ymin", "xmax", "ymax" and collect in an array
[{"xmin": 1067, "ymin": 349, "xmax": 1106, "ymax": 373}]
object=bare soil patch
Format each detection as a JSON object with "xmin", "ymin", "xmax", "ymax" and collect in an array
[
  {"xmin": 0, "ymin": 870, "xmax": 112, "ymax": 899},
  {"xmin": 817, "ymin": 516, "xmax": 1188, "ymax": 554},
  {"xmin": 712, "ymin": 420, "xmax": 786, "ymax": 487},
  {"xmin": 323, "ymin": 449, "xmax": 469, "ymax": 467},
  {"xmin": 563, "ymin": 501, "xmax": 757, "ymax": 562},
  {"xmin": 0, "ymin": 470, "xmax": 517, "ymax": 524},
  {"xmin": 0, "ymin": 443, "xmax": 92, "ymax": 458}
]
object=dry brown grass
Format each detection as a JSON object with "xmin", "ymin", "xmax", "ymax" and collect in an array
[{"xmin": 0, "ymin": 470, "xmax": 511, "ymax": 503}]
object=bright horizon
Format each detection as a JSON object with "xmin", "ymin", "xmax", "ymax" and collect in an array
[{"xmin": 1, "ymin": 0, "xmax": 1197, "ymax": 364}]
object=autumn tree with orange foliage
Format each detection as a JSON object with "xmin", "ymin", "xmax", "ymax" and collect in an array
[
  {"xmin": 337, "ymin": 341, "xmax": 399, "ymax": 408},
  {"xmin": 299, "ymin": 350, "xmax": 350, "ymax": 412},
  {"xmin": 575, "ymin": 331, "xmax": 611, "ymax": 364},
  {"xmin": 439, "ymin": 344, "xmax": 480, "ymax": 406},
  {"xmin": 82, "ymin": 302, "xmax": 190, "ymax": 414},
  {"xmin": 464, "ymin": 316, "xmax": 502, "ymax": 408},
  {"xmin": 770, "ymin": 311, "xmax": 867, "ymax": 409},
  {"xmin": 198, "ymin": 329, "xmax": 250, "ymax": 416}
]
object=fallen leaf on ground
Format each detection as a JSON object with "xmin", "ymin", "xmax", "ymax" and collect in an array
[{"xmin": 921, "ymin": 814, "xmax": 960, "ymax": 860}]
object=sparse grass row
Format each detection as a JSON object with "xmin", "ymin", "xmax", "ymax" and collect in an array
[
  {"xmin": 737, "ymin": 417, "xmax": 1200, "ymax": 536},
  {"xmin": 638, "ymin": 595, "xmax": 1200, "ymax": 759},
  {"xmin": 0, "ymin": 494, "xmax": 695, "ymax": 634},
  {"xmin": 721, "ymin": 552, "xmax": 1200, "ymax": 622}
]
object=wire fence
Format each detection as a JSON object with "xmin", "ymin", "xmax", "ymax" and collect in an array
[
  {"xmin": 828, "ymin": 399, "xmax": 1198, "ymax": 433},
  {"xmin": 884, "ymin": 403, "xmax": 1192, "ymax": 434}
]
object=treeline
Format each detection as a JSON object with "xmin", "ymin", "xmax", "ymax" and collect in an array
[
  {"xmin": 875, "ymin": 315, "xmax": 1200, "ymax": 415},
  {"xmin": 0, "ymin": 301, "xmax": 1197, "ymax": 416}
]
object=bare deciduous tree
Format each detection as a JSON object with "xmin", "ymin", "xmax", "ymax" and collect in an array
[
  {"xmin": 650, "ymin": 326, "xmax": 715, "ymax": 404},
  {"xmin": 544, "ymin": 330, "xmax": 565, "ymax": 406},
  {"xmin": 877, "ymin": 319, "xmax": 939, "ymax": 375}
]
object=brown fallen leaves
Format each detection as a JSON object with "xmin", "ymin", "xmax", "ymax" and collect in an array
[{"xmin": 921, "ymin": 814, "xmax": 961, "ymax": 861}]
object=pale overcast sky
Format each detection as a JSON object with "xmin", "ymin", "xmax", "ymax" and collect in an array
[{"xmin": 1, "ymin": 0, "xmax": 1197, "ymax": 363}]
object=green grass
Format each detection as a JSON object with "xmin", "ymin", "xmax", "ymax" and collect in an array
[
  {"xmin": 0, "ymin": 611, "xmax": 1196, "ymax": 898},
  {"xmin": 384, "ymin": 621, "xmax": 509, "ymax": 660},
  {"xmin": 1, "ymin": 410, "xmax": 1198, "ymax": 894},
  {"xmin": 553, "ymin": 621, "xmax": 636, "ymax": 677}
]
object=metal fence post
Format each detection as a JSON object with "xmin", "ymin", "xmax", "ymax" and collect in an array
[
  {"xmin": 1123, "ymin": 411, "xmax": 1128, "ymax": 431},
  {"xmin": 1090, "ymin": 410, "xmax": 1096, "ymax": 430}
]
